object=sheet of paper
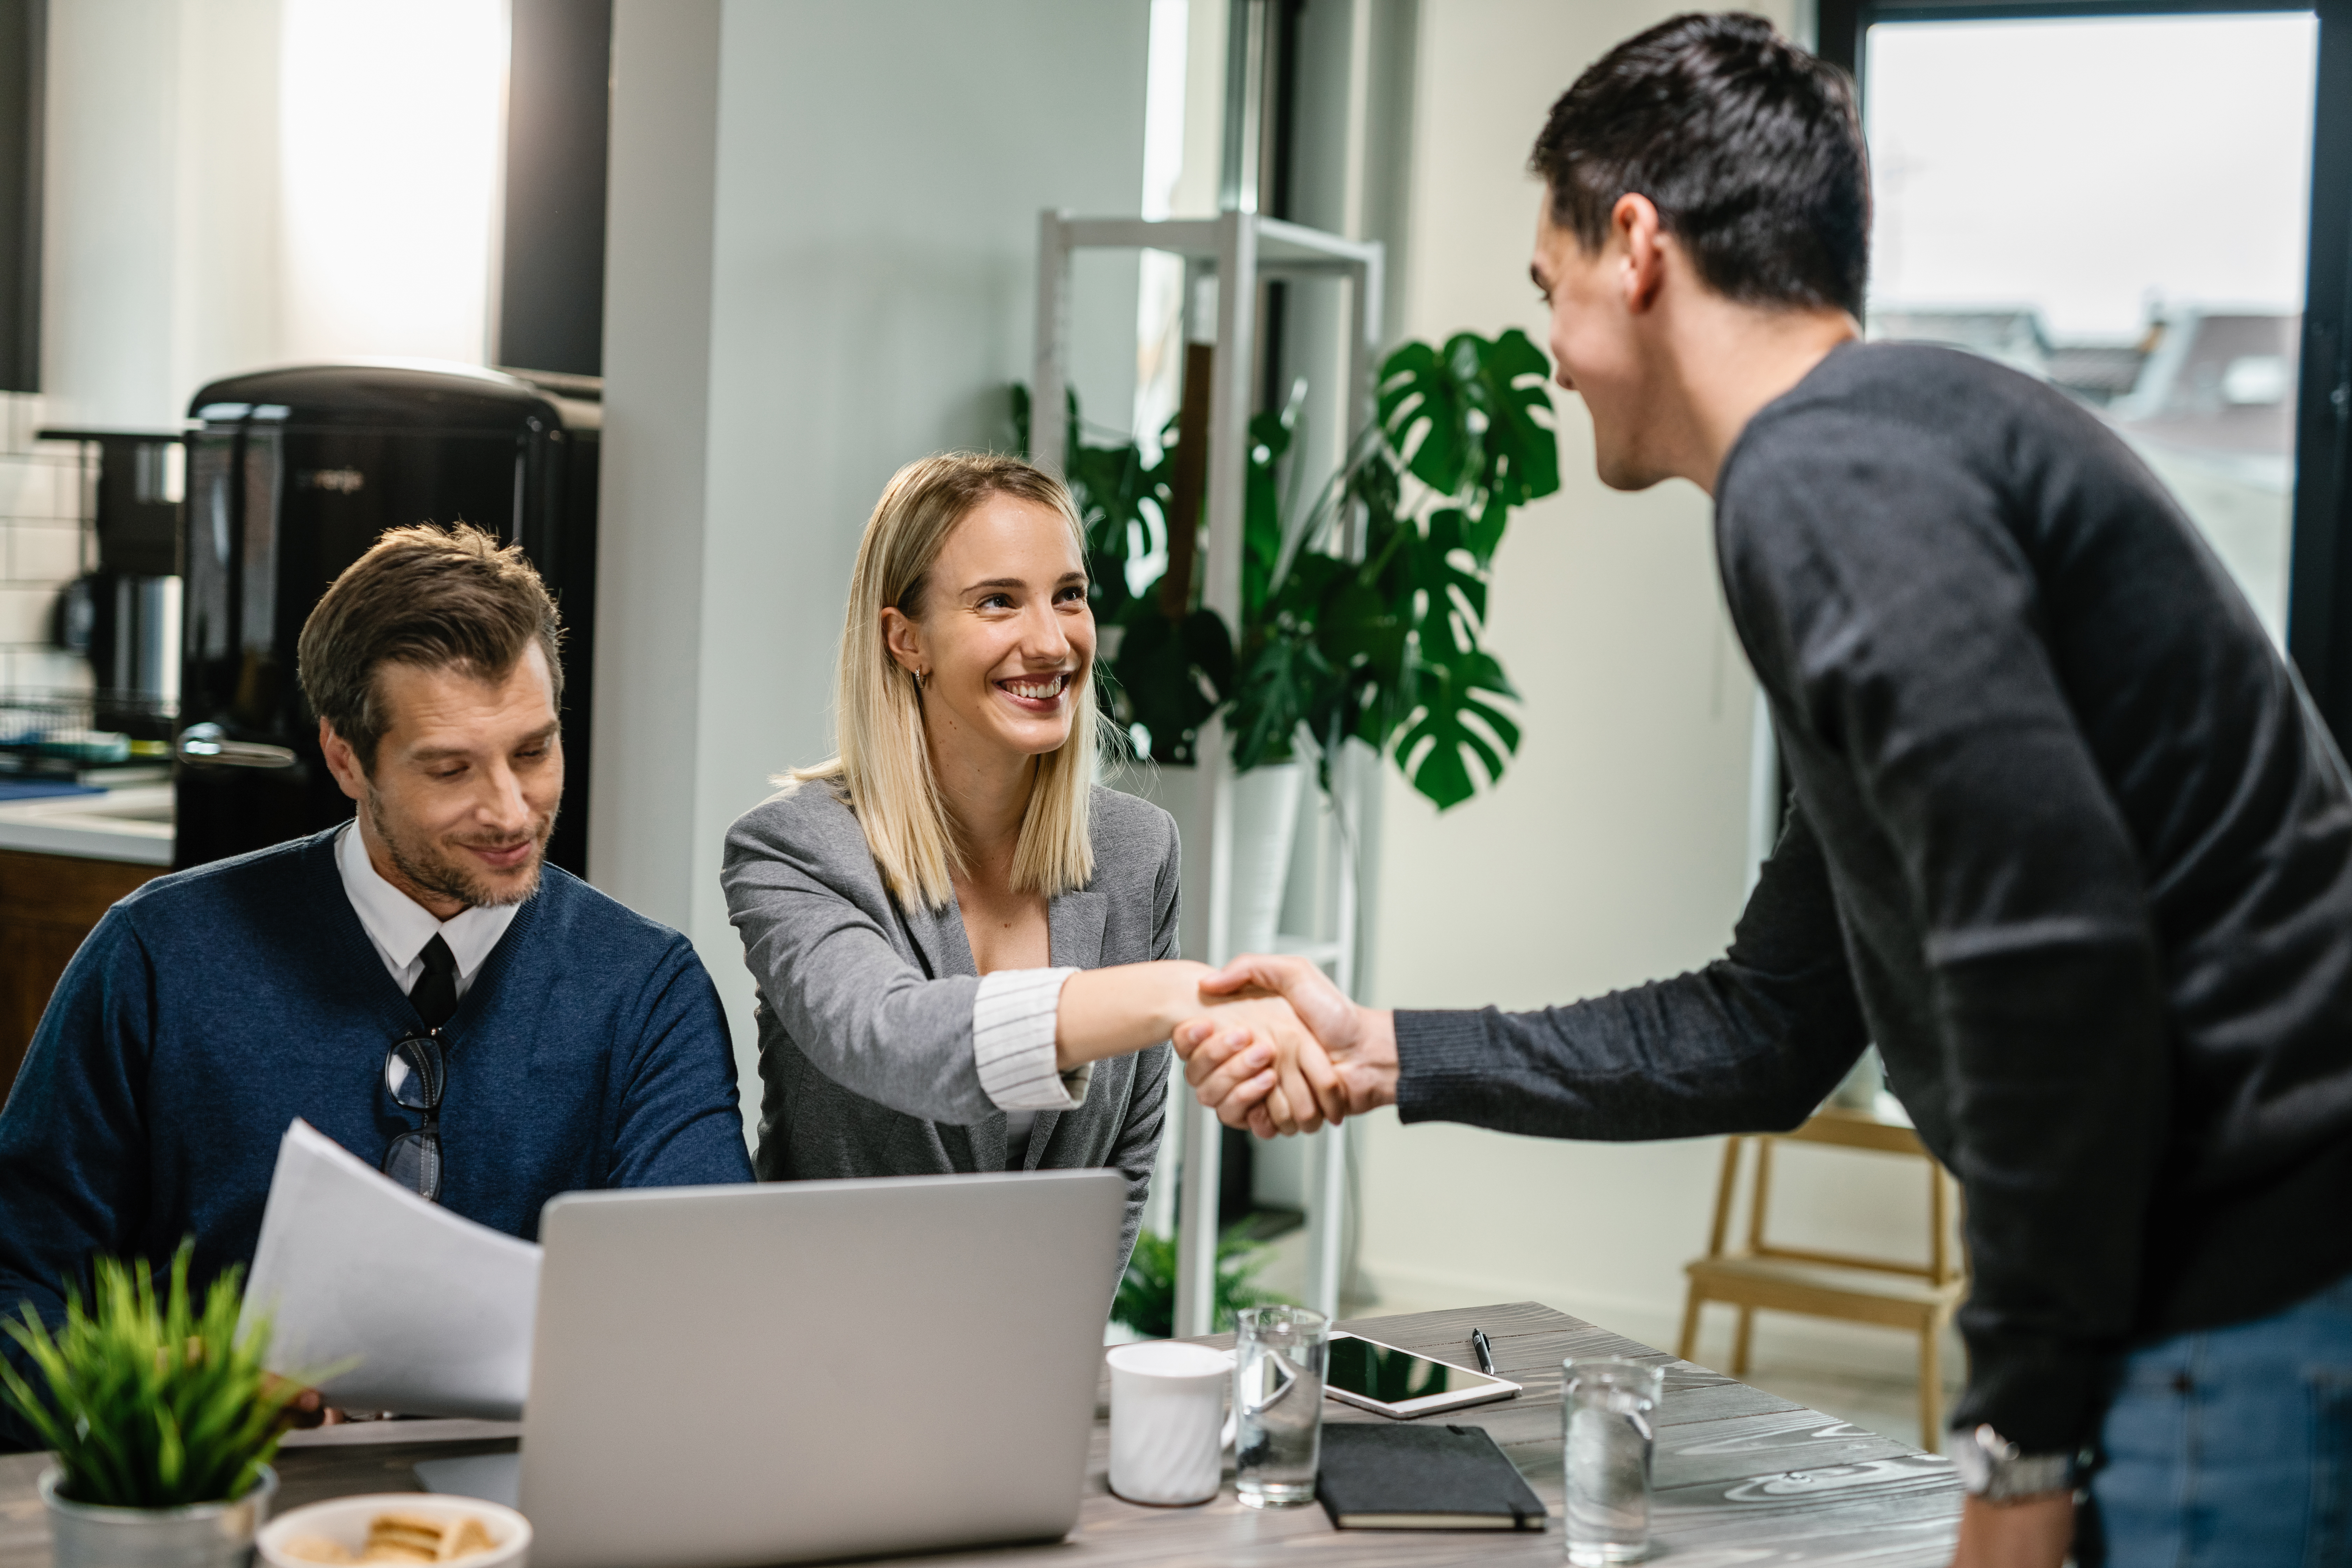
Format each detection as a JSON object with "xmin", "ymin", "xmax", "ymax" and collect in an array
[{"xmin": 240, "ymin": 1119, "xmax": 541, "ymax": 1420}]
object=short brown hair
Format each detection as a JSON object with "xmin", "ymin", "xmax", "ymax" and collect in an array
[
  {"xmin": 298, "ymin": 523, "xmax": 565, "ymax": 771},
  {"xmin": 1531, "ymin": 13, "xmax": 1869, "ymax": 317}
]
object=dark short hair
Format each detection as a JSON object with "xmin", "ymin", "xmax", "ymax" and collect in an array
[
  {"xmin": 297, "ymin": 523, "xmax": 565, "ymax": 771},
  {"xmin": 1531, "ymin": 13, "xmax": 1868, "ymax": 317}
]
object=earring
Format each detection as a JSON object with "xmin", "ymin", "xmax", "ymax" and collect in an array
[{"xmin": 915, "ymin": 668, "xmax": 930, "ymax": 690}]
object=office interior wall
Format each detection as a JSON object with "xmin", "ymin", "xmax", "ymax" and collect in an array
[
  {"xmin": 42, "ymin": 0, "xmax": 203, "ymax": 429},
  {"xmin": 42, "ymin": 0, "xmax": 508, "ymax": 433},
  {"xmin": 597, "ymin": 0, "xmax": 1153, "ymax": 1114},
  {"xmin": 1349, "ymin": 0, "xmax": 1931, "ymax": 1373},
  {"xmin": 589, "ymin": 0, "xmax": 721, "ymax": 936}
]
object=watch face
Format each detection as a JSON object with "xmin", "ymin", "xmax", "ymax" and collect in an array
[{"xmin": 1952, "ymin": 1431, "xmax": 1993, "ymax": 1493}]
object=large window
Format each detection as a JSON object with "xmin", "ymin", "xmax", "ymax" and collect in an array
[{"xmin": 1819, "ymin": 0, "xmax": 2352, "ymax": 733}]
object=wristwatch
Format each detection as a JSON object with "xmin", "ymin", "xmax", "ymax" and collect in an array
[{"xmin": 1950, "ymin": 1424, "xmax": 2077, "ymax": 1501}]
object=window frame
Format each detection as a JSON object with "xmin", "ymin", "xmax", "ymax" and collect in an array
[{"xmin": 1817, "ymin": 0, "xmax": 2352, "ymax": 740}]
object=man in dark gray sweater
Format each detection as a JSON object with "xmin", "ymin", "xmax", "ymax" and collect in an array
[{"xmin": 1178, "ymin": 14, "xmax": 2352, "ymax": 1568}]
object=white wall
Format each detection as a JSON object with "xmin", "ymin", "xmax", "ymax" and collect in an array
[
  {"xmin": 1347, "ymin": 0, "xmax": 1933, "ymax": 1372},
  {"xmin": 40, "ymin": 0, "xmax": 505, "ymax": 432},
  {"xmin": 43, "ymin": 0, "xmax": 221, "ymax": 429},
  {"xmin": 595, "ymin": 0, "xmax": 1154, "ymax": 1112}
]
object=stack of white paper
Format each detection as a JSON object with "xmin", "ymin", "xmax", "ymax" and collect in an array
[{"xmin": 241, "ymin": 1119, "xmax": 541, "ymax": 1420}]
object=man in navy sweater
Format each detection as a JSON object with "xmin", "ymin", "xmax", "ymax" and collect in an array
[{"xmin": 0, "ymin": 523, "xmax": 752, "ymax": 1446}]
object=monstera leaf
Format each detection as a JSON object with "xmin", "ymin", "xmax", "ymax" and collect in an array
[
  {"xmin": 1377, "ymin": 328, "xmax": 1559, "ymax": 561},
  {"xmin": 1111, "ymin": 607, "xmax": 1233, "ymax": 767},
  {"xmin": 1066, "ymin": 439, "xmax": 1164, "ymax": 620},
  {"xmin": 1393, "ymin": 639, "xmax": 1522, "ymax": 810},
  {"xmin": 1227, "ymin": 624, "xmax": 1330, "ymax": 773}
]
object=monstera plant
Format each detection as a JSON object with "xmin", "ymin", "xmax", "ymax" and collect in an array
[{"xmin": 1014, "ymin": 326, "xmax": 1559, "ymax": 810}]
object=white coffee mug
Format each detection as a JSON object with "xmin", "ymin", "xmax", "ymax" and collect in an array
[{"xmin": 1106, "ymin": 1341, "xmax": 1237, "ymax": 1505}]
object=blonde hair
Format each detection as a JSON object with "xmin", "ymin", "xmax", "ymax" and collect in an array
[{"xmin": 791, "ymin": 452, "xmax": 1100, "ymax": 910}]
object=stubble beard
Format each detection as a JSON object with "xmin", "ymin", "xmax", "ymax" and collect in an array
[{"xmin": 366, "ymin": 789, "xmax": 555, "ymax": 911}]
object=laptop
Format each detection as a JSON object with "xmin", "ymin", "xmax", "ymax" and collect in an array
[{"xmin": 421, "ymin": 1169, "xmax": 1125, "ymax": 1568}]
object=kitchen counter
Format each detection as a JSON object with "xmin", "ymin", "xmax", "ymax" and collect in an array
[{"xmin": 0, "ymin": 785, "xmax": 173, "ymax": 866}]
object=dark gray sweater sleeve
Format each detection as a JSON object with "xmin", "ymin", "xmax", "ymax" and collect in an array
[{"xmin": 1393, "ymin": 801, "xmax": 1868, "ymax": 1139}]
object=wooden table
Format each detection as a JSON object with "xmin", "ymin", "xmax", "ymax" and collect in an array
[{"xmin": 0, "ymin": 1301, "xmax": 1960, "ymax": 1566}]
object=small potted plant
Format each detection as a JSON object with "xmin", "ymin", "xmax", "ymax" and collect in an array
[
  {"xmin": 1, "ymin": 1244, "xmax": 306, "ymax": 1568},
  {"xmin": 1113, "ymin": 1225, "xmax": 1285, "ymax": 1340}
]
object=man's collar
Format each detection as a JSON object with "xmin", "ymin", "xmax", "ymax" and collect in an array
[{"xmin": 334, "ymin": 820, "xmax": 520, "ymax": 983}]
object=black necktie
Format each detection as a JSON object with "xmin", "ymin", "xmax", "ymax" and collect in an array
[{"xmin": 410, "ymin": 935, "xmax": 459, "ymax": 1030}]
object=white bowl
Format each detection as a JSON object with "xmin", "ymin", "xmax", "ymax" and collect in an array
[{"xmin": 257, "ymin": 1492, "xmax": 531, "ymax": 1568}]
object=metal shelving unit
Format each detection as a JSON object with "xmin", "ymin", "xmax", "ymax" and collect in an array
[{"xmin": 1031, "ymin": 209, "xmax": 1384, "ymax": 1336}]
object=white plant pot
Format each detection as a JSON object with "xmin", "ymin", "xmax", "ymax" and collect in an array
[
  {"xmin": 41, "ymin": 1464, "xmax": 276, "ymax": 1568},
  {"xmin": 1228, "ymin": 762, "xmax": 1307, "ymax": 960}
]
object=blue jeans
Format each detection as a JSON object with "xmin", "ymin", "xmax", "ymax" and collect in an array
[{"xmin": 2086, "ymin": 1272, "xmax": 2352, "ymax": 1566}]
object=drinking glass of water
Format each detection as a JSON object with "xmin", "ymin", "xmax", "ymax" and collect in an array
[
  {"xmin": 1232, "ymin": 1305, "xmax": 1328, "ymax": 1508},
  {"xmin": 1562, "ymin": 1357, "xmax": 1664, "ymax": 1563}
]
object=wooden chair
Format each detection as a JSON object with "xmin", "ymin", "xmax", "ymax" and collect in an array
[{"xmin": 1677, "ymin": 1106, "xmax": 1966, "ymax": 1451}]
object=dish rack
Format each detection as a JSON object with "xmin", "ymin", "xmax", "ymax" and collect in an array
[{"xmin": 0, "ymin": 689, "xmax": 178, "ymax": 777}]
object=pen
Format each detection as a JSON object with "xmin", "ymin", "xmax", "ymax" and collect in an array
[{"xmin": 1471, "ymin": 1327, "xmax": 1497, "ymax": 1376}]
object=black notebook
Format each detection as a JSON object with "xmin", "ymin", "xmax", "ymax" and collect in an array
[{"xmin": 1316, "ymin": 1422, "xmax": 1548, "ymax": 1531}]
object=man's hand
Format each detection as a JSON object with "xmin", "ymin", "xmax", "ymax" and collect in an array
[
  {"xmin": 266, "ymin": 1375, "xmax": 342, "ymax": 1429},
  {"xmin": 1176, "ymin": 996, "xmax": 1340, "ymax": 1135},
  {"xmin": 1951, "ymin": 1493, "xmax": 2072, "ymax": 1568},
  {"xmin": 1175, "ymin": 954, "xmax": 1401, "ymax": 1133}
]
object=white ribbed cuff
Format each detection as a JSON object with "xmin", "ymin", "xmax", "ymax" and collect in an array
[{"xmin": 973, "ymin": 967, "xmax": 1088, "ymax": 1111}]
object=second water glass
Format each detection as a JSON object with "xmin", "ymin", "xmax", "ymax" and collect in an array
[
  {"xmin": 1562, "ymin": 1356, "xmax": 1664, "ymax": 1563},
  {"xmin": 1232, "ymin": 1305, "xmax": 1328, "ymax": 1508}
]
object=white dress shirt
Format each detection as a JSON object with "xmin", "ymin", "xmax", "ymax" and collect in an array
[
  {"xmin": 972, "ymin": 966, "xmax": 1083, "ymax": 1168},
  {"xmin": 336, "ymin": 820, "xmax": 520, "ymax": 1004}
]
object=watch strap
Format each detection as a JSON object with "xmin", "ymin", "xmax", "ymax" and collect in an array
[{"xmin": 1951, "ymin": 1424, "xmax": 2077, "ymax": 1501}]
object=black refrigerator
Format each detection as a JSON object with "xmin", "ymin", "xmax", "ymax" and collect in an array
[{"xmin": 173, "ymin": 362, "xmax": 600, "ymax": 877}]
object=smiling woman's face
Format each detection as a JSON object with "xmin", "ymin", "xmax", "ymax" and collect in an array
[{"xmin": 884, "ymin": 490, "xmax": 1095, "ymax": 771}]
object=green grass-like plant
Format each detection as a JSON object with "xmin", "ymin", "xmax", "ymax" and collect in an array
[
  {"xmin": 0, "ymin": 1244, "xmax": 304, "ymax": 1509},
  {"xmin": 1113, "ymin": 1226, "xmax": 1287, "ymax": 1340}
]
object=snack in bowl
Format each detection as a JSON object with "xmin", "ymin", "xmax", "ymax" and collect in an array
[
  {"xmin": 275, "ymin": 1510, "xmax": 500, "ymax": 1562},
  {"xmin": 261, "ymin": 1499, "xmax": 523, "ymax": 1567}
]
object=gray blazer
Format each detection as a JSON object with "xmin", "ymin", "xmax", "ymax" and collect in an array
[{"xmin": 720, "ymin": 780, "xmax": 1178, "ymax": 1280}]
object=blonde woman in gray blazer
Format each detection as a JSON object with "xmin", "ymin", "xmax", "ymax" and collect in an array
[{"xmin": 722, "ymin": 453, "xmax": 1324, "ymax": 1277}]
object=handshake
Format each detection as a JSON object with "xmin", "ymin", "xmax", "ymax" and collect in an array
[{"xmin": 1172, "ymin": 955, "xmax": 1402, "ymax": 1138}]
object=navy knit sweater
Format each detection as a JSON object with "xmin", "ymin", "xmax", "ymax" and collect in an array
[{"xmin": 0, "ymin": 829, "xmax": 752, "ymax": 1445}]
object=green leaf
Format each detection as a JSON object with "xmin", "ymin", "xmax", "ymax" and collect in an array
[
  {"xmin": 1111, "ymin": 607, "xmax": 1233, "ymax": 766},
  {"xmin": 1462, "ymin": 327, "xmax": 1561, "ymax": 515},
  {"xmin": 1110, "ymin": 1227, "xmax": 1292, "ymax": 1340},
  {"xmin": 1393, "ymin": 644, "xmax": 1522, "ymax": 810},
  {"xmin": 1007, "ymin": 383, "xmax": 1031, "ymax": 457},
  {"xmin": 5, "ymin": 1244, "xmax": 286, "ymax": 1509},
  {"xmin": 1377, "ymin": 340, "xmax": 1468, "ymax": 495},
  {"xmin": 1377, "ymin": 329, "xmax": 1560, "ymax": 566},
  {"xmin": 1241, "ymin": 388, "xmax": 1304, "ymax": 626},
  {"xmin": 1229, "ymin": 625, "xmax": 1333, "ymax": 772}
]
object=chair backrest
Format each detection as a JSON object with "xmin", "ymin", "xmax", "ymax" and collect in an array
[{"xmin": 1704, "ymin": 1111, "xmax": 1963, "ymax": 1286}]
